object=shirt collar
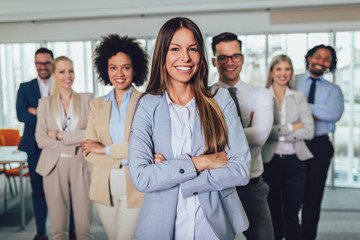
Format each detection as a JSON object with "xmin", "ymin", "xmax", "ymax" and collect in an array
[
  {"xmin": 269, "ymin": 84, "xmax": 294, "ymax": 97},
  {"xmin": 37, "ymin": 76, "xmax": 52, "ymax": 86},
  {"xmin": 305, "ymin": 70, "xmax": 324, "ymax": 83},
  {"xmin": 218, "ymin": 79, "xmax": 243, "ymax": 91},
  {"xmin": 104, "ymin": 86, "xmax": 133, "ymax": 103},
  {"xmin": 165, "ymin": 90, "xmax": 195, "ymax": 108}
]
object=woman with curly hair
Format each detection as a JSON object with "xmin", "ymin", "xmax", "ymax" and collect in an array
[{"xmin": 82, "ymin": 34, "xmax": 149, "ymax": 240}]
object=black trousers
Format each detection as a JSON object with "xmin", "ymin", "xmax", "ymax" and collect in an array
[
  {"xmin": 301, "ymin": 135, "xmax": 334, "ymax": 240},
  {"xmin": 263, "ymin": 154, "xmax": 306, "ymax": 240}
]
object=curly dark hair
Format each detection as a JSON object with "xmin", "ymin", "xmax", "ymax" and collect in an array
[
  {"xmin": 305, "ymin": 44, "xmax": 337, "ymax": 73},
  {"xmin": 93, "ymin": 34, "xmax": 149, "ymax": 86}
]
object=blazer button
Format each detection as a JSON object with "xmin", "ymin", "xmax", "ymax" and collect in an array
[
  {"xmin": 278, "ymin": 128, "xmax": 281, "ymax": 131},
  {"xmin": 193, "ymin": 192, "xmax": 198, "ymax": 195},
  {"xmin": 179, "ymin": 169, "xmax": 185, "ymax": 174},
  {"xmin": 293, "ymin": 137, "xmax": 296, "ymax": 140}
]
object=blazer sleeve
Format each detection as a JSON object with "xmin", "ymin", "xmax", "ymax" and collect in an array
[
  {"xmin": 35, "ymin": 98, "xmax": 76, "ymax": 154},
  {"xmin": 83, "ymin": 98, "xmax": 123, "ymax": 167},
  {"xmin": 129, "ymin": 96, "xmax": 199, "ymax": 193},
  {"xmin": 282, "ymin": 92, "xmax": 314, "ymax": 142},
  {"xmin": 129, "ymin": 92, "xmax": 251, "ymax": 198},
  {"xmin": 180, "ymin": 90, "xmax": 251, "ymax": 198},
  {"xmin": 268, "ymin": 124, "xmax": 292, "ymax": 140},
  {"xmin": 16, "ymin": 84, "xmax": 37, "ymax": 127}
]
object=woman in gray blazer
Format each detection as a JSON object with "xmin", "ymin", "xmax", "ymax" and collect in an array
[
  {"xmin": 262, "ymin": 54, "xmax": 314, "ymax": 240},
  {"xmin": 35, "ymin": 56, "xmax": 93, "ymax": 240},
  {"xmin": 129, "ymin": 17, "xmax": 251, "ymax": 240}
]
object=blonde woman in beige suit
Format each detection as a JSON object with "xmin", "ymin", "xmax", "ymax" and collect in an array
[
  {"xmin": 262, "ymin": 54, "xmax": 314, "ymax": 240},
  {"xmin": 82, "ymin": 34, "xmax": 148, "ymax": 240},
  {"xmin": 35, "ymin": 56, "xmax": 93, "ymax": 240}
]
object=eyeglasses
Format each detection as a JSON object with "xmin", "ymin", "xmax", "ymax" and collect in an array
[
  {"xmin": 215, "ymin": 54, "xmax": 243, "ymax": 64},
  {"xmin": 35, "ymin": 61, "xmax": 52, "ymax": 66},
  {"xmin": 63, "ymin": 117, "xmax": 71, "ymax": 131}
]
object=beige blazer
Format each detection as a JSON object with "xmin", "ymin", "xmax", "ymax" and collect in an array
[
  {"xmin": 84, "ymin": 88, "xmax": 143, "ymax": 208},
  {"xmin": 35, "ymin": 92, "xmax": 93, "ymax": 176},
  {"xmin": 262, "ymin": 89, "xmax": 314, "ymax": 163}
]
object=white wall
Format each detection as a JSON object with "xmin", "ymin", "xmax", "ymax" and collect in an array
[
  {"xmin": 1, "ymin": 1, "xmax": 360, "ymax": 43},
  {"xmin": 1, "ymin": 9, "xmax": 360, "ymax": 43}
]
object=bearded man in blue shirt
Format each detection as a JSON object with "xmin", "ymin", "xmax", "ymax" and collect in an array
[{"xmin": 295, "ymin": 44, "xmax": 344, "ymax": 240}]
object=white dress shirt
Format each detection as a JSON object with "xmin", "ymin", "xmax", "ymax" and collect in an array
[
  {"xmin": 60, "ymin": 98, "xmax": 74, "ymax": 157},
  {"xmin": 218, "ymin": 80, "xmax": 273, "ymax": 178},
  {"xmin": 165, "ymin": 92, "xmax": 218, "ymax": 240},
  {"xmin": 37, "ymin": 77, "xmax": 52, "ymax": 98},
  {"xmin": 269, "ymin": 86, "xmax": 296, "ymax": 155}
]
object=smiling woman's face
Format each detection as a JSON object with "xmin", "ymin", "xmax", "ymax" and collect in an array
[
  {"xmin": 165, "ymin": 28, "xmax": 200, "ymax": 86},
  {"xmin": 53, "ymin": 60, "xmax": 74, "ymax": 90}
]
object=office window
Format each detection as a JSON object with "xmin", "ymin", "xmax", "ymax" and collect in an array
[
  {"xmin": 334, "ymin": 31, "xmax": 360, "ymax": 187},
  {"xmin": 0, "ymin": 31, "xmax": 359, "ymax": 188}
]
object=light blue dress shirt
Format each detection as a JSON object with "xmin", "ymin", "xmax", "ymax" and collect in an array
[
  {"xmin": 295, "ymin": 71, "xmax": 344, "ymax": 137},
  {"xmin": 104, "ymin": 87, "xmax": 133, "ymax": 165}
]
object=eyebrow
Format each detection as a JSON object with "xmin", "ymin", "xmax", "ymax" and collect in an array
[{"xmin": 169, "ymin": 43, "xmax": 197, "ymax": 47}]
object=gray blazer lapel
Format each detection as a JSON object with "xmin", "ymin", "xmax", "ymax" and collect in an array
[
  {"xmin": 285, "ymin": 94, "xmax": 298, "ymax": 123},
  {"xmin": 192, "ymin": 109, "xmax": 204, "ymax": 156},
  {"xmin": 273, "ymin": 97, "xmax": 280, "ymax": 125},
  {"xmin": 154, "ymin": 94, "xmax": 174, "ymax": 159}
]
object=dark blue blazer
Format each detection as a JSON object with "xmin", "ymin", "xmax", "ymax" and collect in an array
[{"xmin": 16, "ymin": 78, "xmax": 41, "ymax": 154}]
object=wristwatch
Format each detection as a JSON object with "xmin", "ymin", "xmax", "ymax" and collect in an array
[{"xmin": 55, "ymin": 131, "xmax": 60, "ymax": 141}]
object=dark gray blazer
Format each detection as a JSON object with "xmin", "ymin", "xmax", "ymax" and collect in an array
[{"xmin": 129, "ymin": 88, "xmax": 251, "ymax": 240}]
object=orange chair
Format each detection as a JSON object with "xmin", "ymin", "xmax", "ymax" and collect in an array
[
  {"xmin": 0, "ymin": 134, "xmax": 5, "ymax": 146},
  {"xmin": 0, "ymin": 129, "xmax": 29, "ymax": 210},
  {"xmin": 0, "ymin": 129, "xmax": 21, "ymax": 146}
]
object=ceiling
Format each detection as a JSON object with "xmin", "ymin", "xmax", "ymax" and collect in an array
[{"xmin": 1, "ymin": 0, "xmax": 360, "ymax": 23}]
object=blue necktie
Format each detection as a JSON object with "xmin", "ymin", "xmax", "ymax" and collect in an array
[{"xmin": 308, "ymin": 77, "xmax": 319, "ymax": 104}]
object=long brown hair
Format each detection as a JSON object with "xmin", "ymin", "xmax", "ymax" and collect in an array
[{"xmin": 140, "ymin": 17, "xmax": 228, "ymax": 154}]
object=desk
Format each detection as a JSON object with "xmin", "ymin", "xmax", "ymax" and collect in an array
[{"xmin": 0, "ymin": 146, "xmax": 28, "ymax": 228}]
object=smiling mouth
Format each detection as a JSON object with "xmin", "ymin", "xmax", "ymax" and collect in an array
[
  {"xmin": 115, "ymin": 79, "xmax": 126, "ymax": 83},
  {"xmin": 176, "ymin": 66, "xmax": 191, "ymax": 71}
]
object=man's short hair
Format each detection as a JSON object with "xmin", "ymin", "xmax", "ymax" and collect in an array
[
  {"xmin": 211, "ymin": 32, "xmax": 242, "ymax": 55},
  {"xmin": 305, "ymin": 44, "xmax": 337, "ymax": 73},
  {"xmin": 35, "ymin": 48, "xmax": 54, "ymax": 59}
]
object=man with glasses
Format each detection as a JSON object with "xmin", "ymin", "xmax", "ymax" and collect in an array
[
  {"xmin": 211, "ymin": 32, "xmax": 274, "ymax": 240},
  {"xmin": 16, "ymin": 48, "xmax": 76, "ymax": 240},
  {"xmin": 295, "ymin": 45, "xmax": 344, "ymax": 240}
]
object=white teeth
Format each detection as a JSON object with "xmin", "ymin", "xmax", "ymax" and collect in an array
[
  {"xmin": 115, "ymin": 79, "xmax": 125, "ymax": 83},
  {"xmin": 176, "ymin": 66, "xmax": 190, "ymax": 71}
]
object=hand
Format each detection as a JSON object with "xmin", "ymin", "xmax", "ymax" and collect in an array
[
  {"xmin": 82, "ymin": 139, "xmax": 106, "ymax": 157},
  {"xmin": 47, "ymin": 130, "xmax": 63, "ymax": 140},
  {"xmin": 292, "ymin": 122, "xmax": 304, "ymax": 131},
  {"xmin": 192, "ymin": 151, "xmax": 228, "ymax": 172},
  {"xmin": 153, "ymin": 153, "xmax": 166, "ymax": 164},
  {"xmin": 28, "ymin": 107, "xmax": 37, "ymax": 115}
]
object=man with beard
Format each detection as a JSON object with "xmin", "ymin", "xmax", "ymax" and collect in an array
[
  {"xmin": 16, "ymin": 48, "xmax": 76, "ymax": 240},
  {"xmin": 295, "ymin": 44, "xmax": 344, "ymax": 240},
  {"xmin": 211, "ymin": 32, "xmax": 274, "ymax": 240}
]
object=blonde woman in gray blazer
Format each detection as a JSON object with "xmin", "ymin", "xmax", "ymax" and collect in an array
[
  {"xmin": 262, "ymin": 55, "xmax": 314, "ymax": 240},
  {"xmin": 36, "ymin": 56, "xmax": 93, "ymax": 240}
]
